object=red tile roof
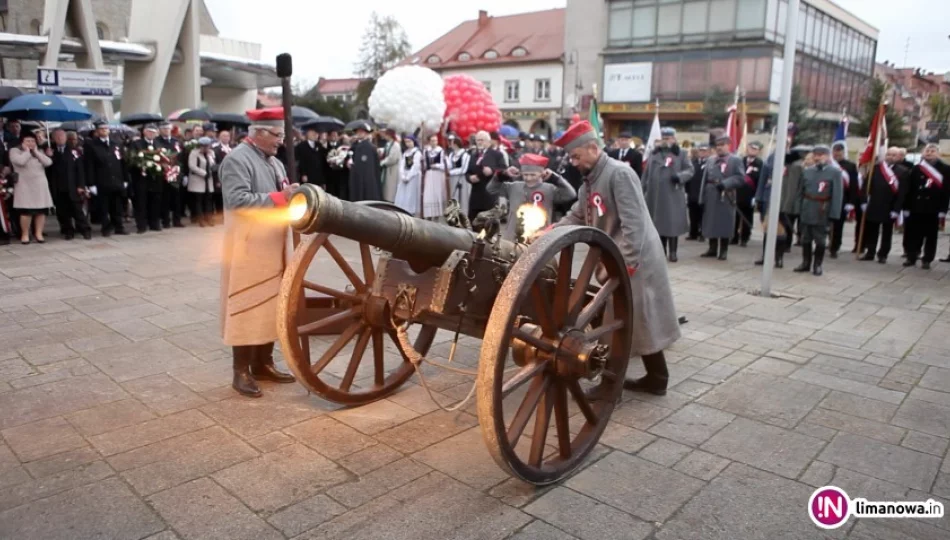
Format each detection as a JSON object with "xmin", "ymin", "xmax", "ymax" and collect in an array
[
  {"xmin": 403, "ymin": 8, "xmax": 564, "ymax": 70},
  {"xmin": 317, "ymin": 78, "xmax": 365, "ymax": 94}
]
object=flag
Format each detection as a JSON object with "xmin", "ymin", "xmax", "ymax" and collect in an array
[
  {"xmin": 859, "ymin": 103, "xmax": 887, "ymax": 167},
  {"xmin": 833, "ymin": 110, "xmax": 849, "ymax": 152},
  {"xmin": 725, "ymin": 86, "xmax": 741, "ymax": 153},
  {"xmin": 588, "ymin": 97, "xmax": 603, "ymax": 144},
  {"xmin": 737, "ymin": 92, "xmax": 749, "ymax": 156},
  {"xmin": 643, "ymin": 100, "xmax": 661, "ymax": 167}
]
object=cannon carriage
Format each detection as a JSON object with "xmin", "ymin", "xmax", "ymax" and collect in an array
[{"xmin": 277, "ymin": 184, "xmax": 634, "ymax": 485}]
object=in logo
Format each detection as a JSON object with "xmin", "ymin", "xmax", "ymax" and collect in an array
[{"xmin": 808, "ymin": 486, "xmax": 850, "ymax": 529}]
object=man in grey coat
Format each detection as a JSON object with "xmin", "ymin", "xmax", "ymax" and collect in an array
[
  {"xmin": 700, "ymin": 135, "xmax": 745, "ymax": 260},
  {"xmin": 794, "ymin": 145, "xmax": 843, "ymax": 276},
  {"xmin": 643, "ymin": 127, "xmax": 693, "ymax": 262},
  {"xmin": 551, "ymin": 121, "xmax": 681, "ymax": 396}
]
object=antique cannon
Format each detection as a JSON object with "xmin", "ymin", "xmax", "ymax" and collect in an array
[{"xmin": 278, "ymin": 184, "xmax": 634, "ymax": 485}]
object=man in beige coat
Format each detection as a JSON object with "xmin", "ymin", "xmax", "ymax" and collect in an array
[{"xmin": 219, "ymin": 107, "xmax": 297, "ymax": 398}]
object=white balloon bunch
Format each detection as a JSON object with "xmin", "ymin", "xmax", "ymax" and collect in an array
[{"xmin": 368, "ymin": 66, "xmax": 446, "ymax": 133}]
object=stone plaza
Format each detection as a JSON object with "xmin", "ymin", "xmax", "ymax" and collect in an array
[{"xmin": 0, "ymin": 224, "xmax": 948, "ymax": 539}]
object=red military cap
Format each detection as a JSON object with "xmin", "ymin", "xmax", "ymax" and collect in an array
[
  {"xmin": 246, "ymin": 107, "xmax": 285, "ymax": 127},
  {"xmin": 518, "ymin": 153, "xmax": 548, "ymax": 173},
  {"xmin": 554, "ymin": 120, "xmax": 597, "ymax": 152}
]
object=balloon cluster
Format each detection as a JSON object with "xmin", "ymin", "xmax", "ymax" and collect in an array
[
  {"xmin": 368, "ymin": 66, "xmax": 446, "ymax": 133},
  {"xmin": 443, "ymin": 74, "xmax": 502, "ymax": 140}
]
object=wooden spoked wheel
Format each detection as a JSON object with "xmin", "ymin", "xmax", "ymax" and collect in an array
[
  {"xmin": 476, "ymin": 226, "xmax": 633, "ymax": 485},
  {"xmin": 277, "ymin": 202, "xmax": 437, "ymax": 406}
]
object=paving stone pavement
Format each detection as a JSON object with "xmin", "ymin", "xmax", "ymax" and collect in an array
[{"xmin": 1, "ymin": 224, "xmax": 949, "ymax": 539}]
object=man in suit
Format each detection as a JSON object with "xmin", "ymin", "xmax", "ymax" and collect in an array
[
  {"xmin": 295, "ymin": 126, "xmax": 325, "ymax": 187},
  {"xmin": 732, "ymin": 141, "xmax": 762, "ymax": 247},
  {"xmin": 831, "ymin": 141, "xmax": 859, "ymax": 258},
  {"xmin": 687, "ymin": 144, "xmax": 709, "ymax": 240},
  {"xmin": 608, "ymin": 132, "xmax": 643, "ymax": 177},
  {"xmin": 157, "ymin": 122, "xmax": 185, "ymax": 228},
  {"xmin": 46, "ymin": 128, "xmax": 91, "ymax": 240},
  {"xmin": 83, "ymin": 121, "xmax": 130, "ymax": 236},
  {"xmin": 129, "ymin": 124, "xmax": 165, "ymax": 233},
  {"xmin": 466, "ymin": 130, "xmax": 507, "ymax": 222}
]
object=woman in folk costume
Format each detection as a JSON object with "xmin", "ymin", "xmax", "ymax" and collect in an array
[
  {"xmin": 445, "ymin": 134, "xmax": 471, "ymax": 214},
  {"xmin": 642, "ymin": 127, "xmax": 694, "ymax": 262},
  {"xmin": 548, "ymin": 121, "xmax": 681, "ymax": 396},
  {"xmin": 421, "ymin": 135, "xmax": 447, "ymax": 220},
  {"xmin": 395, "ymin": 135, "xmax": 421, "ymax": 216},
  {"xmin": 379, "ymin": 129, "xmax": 402, "ymax": 203},
  {"xmin": 218, "ymin": 107, "xmax": 296, "ymax": 398}
]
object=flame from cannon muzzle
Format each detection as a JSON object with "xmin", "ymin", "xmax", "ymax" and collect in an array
[{"xmin": 517, "ymin": 204, "xmax": 547, "ymax": 243}]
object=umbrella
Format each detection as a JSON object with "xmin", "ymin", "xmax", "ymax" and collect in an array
[
  {"xmin": 0, "ymin": 94, "xmax": 93, "ymax": 122},
  {"xmin": 344, "ymin": 119, "xmax": 374, "ymax": 133},
  {"xmin": 499, "ymin": 125, "xmax": 519, "ymax": 138},
  {"xmin": 121, "ymin": 112, "xmax": 165, "ymax": 126},
  {"xmin": 58, "ymin": 120, "xmax": 96, "ymax": 132},
  {"xmin": 108, "ymin": 123, "xmax": 138, "ymax": 135},
  {"xmin": 0, "ymin": 87, "xmax": 23, "ymax": 100},
  {"xmin": 301, "ymin": 115, "xmax": 344, "ymax": 133},
  {"xmin": 175, "ymin": 109, "xmax": 213, "ymax": 122},
  {"xmin": 291, "ymin": 106, "xmax": 320, "ymax": 125},
  {"xmin": 211, "ymin": 112, "xmax": 250, "ymax": 128}
]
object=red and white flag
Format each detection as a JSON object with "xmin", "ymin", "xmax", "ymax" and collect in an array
[{"xmin": 859, "ymin": 103, "xmax": 888, "ymax": 167}]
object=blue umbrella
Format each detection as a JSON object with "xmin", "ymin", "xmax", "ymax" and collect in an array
[
  {"xmin": 0, "ymin": 94, "xmax": 93, "ymax": 122},
  {"xmin": 499, "ymin": 125, "xmax": 519, "ymax": 138}
]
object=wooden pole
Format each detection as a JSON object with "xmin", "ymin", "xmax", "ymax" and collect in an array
[{"xmin": 854, "ymin": 102, "xmax": 885, "ymax": 259}]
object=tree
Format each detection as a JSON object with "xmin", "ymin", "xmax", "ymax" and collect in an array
[
  {"xmin": 786, "ymin": 85, "xmax": 823, "ymax": 145},
  {"xmin": 927, "ymin": 94, "xmax": 950, "ymax": 141},
  {"xmin": 289, "ymin": 82, "xmax": 353, "ymax": 123},
  {"xmin": 701, "ymin": 86, "xmax": 732, "ymax": 131},
  {"xmin": 853, "ymin": 78, "xmax": 912, "ymax": 148},
  {"xmin": 354, "ymin": 12, "xmax": 411, "ymax": 106}
]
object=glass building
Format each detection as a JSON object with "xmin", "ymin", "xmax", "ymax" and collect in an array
[{"xmin": 597, "ymin": 0, "xmax": 878, "ymax": 137}]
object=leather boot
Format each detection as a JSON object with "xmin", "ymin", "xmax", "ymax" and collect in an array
[
  {"xmin": 776, "ymin": 250, "xmax": 784, "ymax": 269},
  {"xmin": 794, "ymin": 243, "xmax": 813, "ymax": 272},
  {"xmin": 232, "ymin": 346, "xmax": 262, "ymax": 398},
  {"xmin": 661, "ymin": 236, "xmax": 668, "ymax": 257},
  {"xmin": 700, "ymin": 238, "xmax": 718, "ymax": 257},
  {"xmin": 668, "ymin": 237, "xmax": 678, "ymax": 263},
  {"xmin": 717, "ymin": 239, "xmax": 729, "ymax": 261},
  {"xmin": 251, "ymin": 342, "xmax": 296, "ymax": 383},
  {"xmin": 623, "ymin": 352, "xmax": 669, "ymax": 396},
  {"xmin": 812, "ymin": 245, "xmax": 825, "ymax": 276}
]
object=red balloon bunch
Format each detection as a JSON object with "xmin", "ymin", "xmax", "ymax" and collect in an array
[{"xmin": 442, "ymin": 74, "xmax": 502, "ymax": 140}]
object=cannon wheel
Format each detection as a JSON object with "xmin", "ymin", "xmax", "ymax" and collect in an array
[
  {"xmin": 477, "ymin": 226, "xmax": 633, "ymax": 485},
  {"xmin": 277, "ymin": 201, "xmax": 437, "ymax": 406}
]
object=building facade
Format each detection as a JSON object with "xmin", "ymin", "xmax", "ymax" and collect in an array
[
  {"xmin": 403, "ymin": 9, "xmax": 564, "ymax": 137},
  {"xmin": 875, "ymin": 62, "xmax": 950, "ymax": 144},
  {"xmin": 565, "ymin": 0, "xmax": 878, "ymax": 140},
  {"xmin": 315, "ymin": 77, "xmax": 365, "ymax": 104}
]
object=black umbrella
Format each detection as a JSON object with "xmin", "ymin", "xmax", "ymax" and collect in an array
[
  {"xmin": 121, "ymin": 112, "xmax": 165, "ymax": 126},
  {"xmin": 0, "ymin": 87, "xmax": 23, "ymax": 100},
  {"xmin": 176, "ymin": 109, "xmax": 213, "ymax": 122},
  {"xmin": 344, "ymin": 119, "xmax": 374, "ymax": 133},
  {"xmin": 301, "ymin": 115, "xmax": 345, "ymax": 133},
  {"xmin": 211, "ymin": 112, "xmax": 250, "ymax": 127},
  {"xmin": 291, "ymin": 106, "xmax": 319, "ymax": 125}
]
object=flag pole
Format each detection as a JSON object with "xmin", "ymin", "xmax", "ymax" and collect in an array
[
  {"xmin": 855, "ymin": 101, "xmax": 885, "ymax": 260},
  {"xmin": 760, "ymin": 0, "xmax": 801, "ymax": 297}
]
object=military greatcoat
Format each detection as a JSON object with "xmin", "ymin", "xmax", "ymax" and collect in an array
[
  {"xmin": 642, "ymin": 147, "xmax": 693, "ymax": 237},
  {"xmin": 699, "ymin": 153, "xmax": 745, "ymax": 239}
]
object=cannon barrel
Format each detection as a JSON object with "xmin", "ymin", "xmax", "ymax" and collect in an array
[{"xmin": 289, "ymin": 184, "xmax": 488, "ymax": 270}]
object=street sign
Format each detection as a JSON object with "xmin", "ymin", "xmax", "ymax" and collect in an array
[{"xmin": 36, "ymin": 68, "xmax": 113, "ymax": 99}]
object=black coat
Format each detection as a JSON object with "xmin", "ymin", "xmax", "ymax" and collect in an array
[
  {"xmin": 608, "ymin": 147, "xmax": 643, "ymax": 177},
  {"xmin": 902, "ymin": 160, "xmax": 950, "ymax": 215},
  {"xmin": 837, "ymin": 159, "xmax": 860, "ymax": 207},
  {"xmin": 863, "ymin": 162, "xmax": 909, "ymax": 223},
  {"xmin": 688, "ymin": 158, "xmax": 706, "ymax": 204},
  {"xmin": 737, "ymin": 156, "xmax": 762, "ymax": 206},
  {"xmin": 46, "ymin": 145, "xmax": 85, "ymax": 199},
  {"xmin": 295, "ymin": 140, "xmax": 326, "ymax": 186},
  {"xmin": 129, "ymin": 138, "xmax": 166, "ymax": 193},
  {"xmin": 348, "ymin": 138, "xmax": 381, "ymax": 202},
  {"xmin": 467, "ymin": 147, "xmax": 507, "ymax": 214},
  {"xmin": 83, "ymin": 137, "xmax": 128, "ymax": 191}
]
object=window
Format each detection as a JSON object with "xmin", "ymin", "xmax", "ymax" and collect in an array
[
  {"xmin": 681, "ymin": 61, "xmax": 707, "ymax": 94},
  {"xmin": 736, "ymin": 0, "xmax": 766, "ymax": 31},
  {"xmin": 682, "ymin": 1, "xmax": 708, "ymax": 38},
  {"xmin": 655, "ymin": 61, "xmax": 681, "ymax": 97},
  {"xmin": 96, "ymin": 23, "xmax": 108, "ymax": 40},
  {"xmin": 458, "ymin": 52, "xmax": 471, "ymax": 61},
  {"xmin": 511, "ymin": 47, "xmax": 527, "ymax": 57},
  {"xmin": 482, "ymin": 81, "xmax": 491, "ymax": 93},
  {"xmin": 657, "ymin": 1, "xmax": 682, "ymax": 39},
  {"xmin": 534, "ymin": 79, "xmax": 551, "ymax": 101},
  {"xmin": 709, "ymin": 58, "xmax": 739, "ymax": 89},
  {"xmin": 505, "ymin": 80, "xmax": 519, "ymax": 102},
  {"xmin": 708, "ymin": 0, "xmax": 737, "ymax": 33},
  {"xmin": 632, "ymin": 5, "xmax": 657, "ymax": 44},
  {"xmin": 426, "ymin": 55, "xmax": 440, "ymax": 64},
  {"xmin": 608, "ymin": 0, "xmax": 634, "ymax": 44},
  {"xmin": 765, "ymin": 0, "xmax": 778, "ymax": 36},
  {"xmin": 484, "ymin": 50, "xmax": 498, "ymax": 59}
]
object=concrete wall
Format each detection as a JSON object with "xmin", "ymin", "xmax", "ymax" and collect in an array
[
  {"xmin": 440, "ymin": 62, "xmax": 564, "ymax": 111},
  {"xmin": 562, "ymin": 0, "xmax": 607, "ymax": 117},
  {"xmin": 202, "ymin": 86, "xmax": 256, "ymax": 113}
]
